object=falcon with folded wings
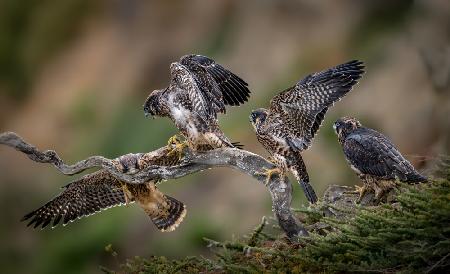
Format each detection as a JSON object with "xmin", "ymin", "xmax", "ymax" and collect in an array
[
  {"xmin": 143, "ymin": 54, "xmax": 250, "ymax": 151},
  {"xmin": 250, "ymin": 60, "xmax": 365, "ymax": 204},
  {"xmin": 334, "ymin": 116, "xmax": 427, "ymax": 203}
]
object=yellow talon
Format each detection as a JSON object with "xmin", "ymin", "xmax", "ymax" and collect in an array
[
  {"xmin": 355, "ymin": 184, "xmax": 368, "ymax": 204},
  {"xmin": 167, "ymin": 134, "xmax": 181, "ymax": 146},
  {"xmin": 256, "ymin": 167, "xmax": 282, "ymax": 186}
]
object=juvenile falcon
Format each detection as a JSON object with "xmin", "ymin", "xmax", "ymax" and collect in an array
[
  {"xmin": 143, "ymin": 54, "xmax": 250, "ymax": 151},
  {"xmin": 250, "ymin": 60, "xmax": 365, "ymax": 204},
  {"xmin": 22, "ymin": 149, "xmax": 187, "ymax": 232},
  {"xmin": 333, "ymin": 117, "xmax": 427, "ymax": 203}
]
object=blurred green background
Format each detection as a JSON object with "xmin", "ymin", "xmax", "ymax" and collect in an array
[{"xmin": 0, "ymin": 0, "xmax": 449, "ymax": 273}]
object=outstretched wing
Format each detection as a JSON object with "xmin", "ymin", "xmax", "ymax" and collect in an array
[
  {"xmin": 22, "ymin": 170, "xmax": 129, "ymax": 229},
  {"xmin": 343, "ymin": 129, "xmax": 426, "ymax": 182},
  {"xmin": 180, "ymin": 54, "xmax": 250, "ymax": 111},
  {"xmin": 269, "ymin": 60, "xmax": 364, "ymax": 150}
]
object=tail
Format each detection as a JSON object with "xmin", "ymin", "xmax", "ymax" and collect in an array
[
  {"xmin": 145, "ymin": 195, "xmax": 187, "ymax": 232},
  {"xmin": 289, "ymin": 152, "xmax": 318, "ymax": 204},
  {"xmin": 406, "ymin": 172, "xmax": 427, "ymax": 184},
  {"xmin": 300, "ymin": 180, "xmax": 318, "ymax": 204},
  {"xmin": 231, "ymin": 141, "xmax": 244, "ymax": 149}
]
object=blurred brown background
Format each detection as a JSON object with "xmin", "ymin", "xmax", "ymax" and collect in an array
[{"xmin": 0, "ymin": 0, "xmax": 449, "ymax": 273}]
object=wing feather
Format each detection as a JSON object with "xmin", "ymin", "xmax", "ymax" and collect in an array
[
  {"xmin": 22, "ymin": 170, "xmax": 130, "ymax": 229},
  {"xmin": 344, "ymin": 129, "xmax": 425, "ymax": 182},
  {"xmin": 180, "ymin": 54, "xmax": 250, "ymax": 111},
  {"xmin": 269, "ymin": 60, "xmax": 364, "ymax": 150}
]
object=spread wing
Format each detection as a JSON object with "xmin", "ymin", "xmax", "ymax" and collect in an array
[
  {"xmin": 269, "ymin": 60, "xmax": 364, "ymax": 150},
  {"xmin": 180, "ymin": 54, "xmax": 250, "ymax": 112},
  {"xmin": 343, "ymin": 129, "xmax": 426, "ymax": 182},
  {"xmin": 22, "ymin": 170, "xmax": 129, "ymax": 229}
]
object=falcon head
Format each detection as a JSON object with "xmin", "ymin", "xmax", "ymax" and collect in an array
[
  {"xmin": 250, "ymin": 108, "xmax": 268, "ymax": 131},
  {"xmin": 143, "ymin": 89, "xmax": 167, "ymax": 118},
  {"xmin": 333, "ymin": 117, "xmax": 362, "ymax": 137}
]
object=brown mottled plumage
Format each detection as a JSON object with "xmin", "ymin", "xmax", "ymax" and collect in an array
[
  {"xmin": 334, "ymin": 117, "xmax": 427, "ymax": 202},
  {"xmin": 250, "ymin": 61, "xmax": 365, "ymax": 204},
  {"xmin": 143, "ymin": 54, "xmax": 250, "ymax": 151},
  {"xmin": 22, "ymin": 147, "xmax": 186, "ymax": 232}
]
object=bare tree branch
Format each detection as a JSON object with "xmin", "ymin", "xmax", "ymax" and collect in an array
[{"xmin": 0, "ymin": 131, "xmax": 308, "ymax": 238}]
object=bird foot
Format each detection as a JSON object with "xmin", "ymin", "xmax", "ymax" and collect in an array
[
  {"xmin": 255, "ymin": 167, "xmax": 282, "ymax": 186},
  {"xmin": 353, "ymin": 182, "xmax": 394, "ymax": 205},
  {"xmin": 166, "ymin": 135, "xmax": 188, "ymax": 160},
  {"xmin": 354, "ymin": 184, "xmax": 368, "ymax": 204},
  {"xmin": 167, "ymin": 134, "xmax": 182, "ymax": 146}
]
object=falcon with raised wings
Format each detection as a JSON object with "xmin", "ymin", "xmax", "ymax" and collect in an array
[
  {"xmin": 334, "ymin": 117, "xmax": 427, "ymax": 203},
  {"xmin": 22, "ymin": 150, "xmax": 186, "ymax": 232},
  {"xmin": 143, "ymin": 54, "xmax": 250, "ymax": 151},
  {"xmin": 250, "ymin": 60, "xmax": 365, "ymax": 204}
]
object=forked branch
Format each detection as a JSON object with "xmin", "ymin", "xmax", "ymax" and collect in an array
[{"xmin": 0, "ymin": 131, "xmax": 308, "ymax": 238}]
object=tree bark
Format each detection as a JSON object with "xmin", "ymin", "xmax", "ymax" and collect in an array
[{"xmin": 0, "ymin": 131, "xmax": 308, "ymax": 238}]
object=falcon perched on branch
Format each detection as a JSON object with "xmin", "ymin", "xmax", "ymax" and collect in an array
[
  {"xmin": 250, "ymin": 60, "xmax": 365, "ymax": 204},
  {"xmin": 22, "ymin": 152, "xmax": 186, "ymax": 232},
  {"xmin": 143, "ymin": 54, "xmax": 250, "ymax": 151},
  {"xmin": 334, "ymin": 117, "xmax": 427, "ymax": 203}
]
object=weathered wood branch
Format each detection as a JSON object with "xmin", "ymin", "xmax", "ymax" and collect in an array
[{"xmin": 0, "ymin": 131, "xmax": 308, "ymax": 238}]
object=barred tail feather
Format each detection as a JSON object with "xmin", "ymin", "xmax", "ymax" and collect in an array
[
  {"xmin": 231, "ymin": 141, "xmax": 244, "ymax": 149},
  {"xmin": 289, "ymin": 153, "xmax": 318, "ymax": 204},
  {"xmin": 300, "ymin": 180, "xmax": 318, "ymax": 204},
  {"xmin": 147, "ymin": 195, "xmax": 186, "ymax": 232}
]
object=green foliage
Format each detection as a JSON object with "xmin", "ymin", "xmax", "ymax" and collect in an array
[
  {"xmin": 107, "ymin": 170, "xmax": 450, "ymax": 273},
  {"xmin": 300, "ymin": 179, "xmax": 450, "ymax": 273}
]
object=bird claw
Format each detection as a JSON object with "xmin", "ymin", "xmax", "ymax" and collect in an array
[
  {"xmin": 167, "ymin": 134, "xmax": 181, "ymax": 146},
  {"xmin": 166, "ymin": 135, "xmax": 187, "ymax": 160},
  {"xmin": 255, "ymin": 167, "xmax": 282, "ymax": 186},
  {"xmin": 354, "ymin": 184, "xmax": 368, "ymax": 204}
]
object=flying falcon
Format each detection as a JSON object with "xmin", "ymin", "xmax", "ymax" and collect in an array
[
  {"xmin": 22, "ymin": 150, "xmax": 187, "ymax": 232},
  {"xmin": 143, "ymin": 54, "xmax": 250, "ymax": 151},
  {"xmin": 250, "ymin": 60, "xmax": 365, "ymax": 204},
  {"xmin": 333, "ymin": 117, "xmax": 427, "ymax": 203}
]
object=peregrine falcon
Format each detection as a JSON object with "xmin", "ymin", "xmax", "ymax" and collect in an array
[
  {"xmin": 143, "ymin": 54, "xmax": 250, "ymax": 151},
  {"xmin": 21, "ymin": 171, "xmax": 186, "ymax": 231},
  {"xmin": 333, "ymin": 117, "xmax": 427, "ymax": 203},
  {"xmin": 22, "ymin": 150, "xmax": 187, "ymax": 232},
  {"xmin": 250, "ymin": 60, "xmax": 365, "ymax": 204}
]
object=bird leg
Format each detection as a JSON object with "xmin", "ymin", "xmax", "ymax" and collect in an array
[
  {"xmin": 353, "ymin": 176, "xmax": 395, "ymax": 204},
  {"xmin": 255, "ymin": 166, "xmax": 283, "ymax": 186},
  {"xmin": 167, "ymin": 134, "xmax": 181, "ymax": 146},
  {"xmin": 354, "ymin": 184, "xmax": 369, "ymax": 204},
  {"xmin": 346, "ymin": 175, "xmax": 373, "ymax": 204},
  {"xmin": 166, "ymin": 134, "xmax": 188, "ymax": 160},
  {"xmin": 373, "ymin": 180, "xmax": 397, "ymax": 204}
]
